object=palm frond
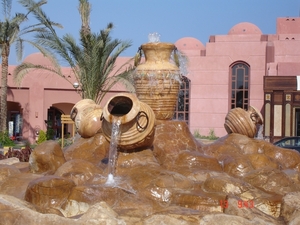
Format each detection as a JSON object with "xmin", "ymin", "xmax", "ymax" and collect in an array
[
  {"xmin": 2, "ymin": 0, "xmax": 12, "ymax": 19},
  {"xmin": 13, "ymin": 61, "xmax": 70, "ymax": 86}
]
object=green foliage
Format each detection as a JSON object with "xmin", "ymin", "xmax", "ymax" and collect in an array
[
  {"xmin": 208, "ymin": 129, "xmax": 218, "ymax": 140},
  {"xmin": 0, "ymin": 131, "xmax": 15, "ymax": 147},
  {"xmin": 57, "ymin": 138, "xmax": 74, "ymax": 148},
  {"xmin": 36, "ymin": 130, "xmax": 47, "ymax": 144},
  {"xmin": 193, "ymin": 129, "xmax": 219, "ymax": 140},
  {"xmin": 0, "ymin": 0, "xmax": 62, "ymax": 133},
  {"xmin": 46, "ymin": 128, "xmax": 55, "ymax": 140},
  {"xmin": 193, "ymin": 129, "xmax": 201, "ymax": 139}
]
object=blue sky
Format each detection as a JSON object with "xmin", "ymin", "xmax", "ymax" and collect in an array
[{"xmin": 8, "ymin": 0, "xmax": 300, "ymax": 65}]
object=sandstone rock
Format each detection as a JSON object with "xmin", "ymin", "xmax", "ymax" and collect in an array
[
  {"xmin": 117, "ymin": 149, "xmax": 160, "ymax": 168},
  {"xmin": 0, "ymin": 157, "xmax": 20, "ymax": 165},
  {"xmin": 202, "ymin": 175, "xmax": 255, "ymax": 196},
  {"xmin": 153, "ymin": 120, "xmax": 202, "ymax": 165},
  {"xmin": 202, "ymin": 175, "xmax": 282, "ymax": 217},
  {"xmin": 77, "ymin": 201, "xmax": 125, "ymax": 225},
  {"xmin": 0, "ymin": 173, "xmax": 42, "ymax": 199},
  {"xmin": 247, "ymin": 153, "xmax": 279, "ymax": 170},
  {"xmin": 2, "ymin": 123, "xmax": 300, "ymax": 224},
  {"xmin": 264, "ymin": 145, "xmax": 300, "ymax": 170},
  {"xmin": 142, "ymin": 214, "xmax": 200, "ymax": 225},
  {"xmin": 12, "ymin": 161, "xmax": 30, "ymax": 172},
  {"xmin": 280, "ymin": 192, "xmax": 300, "ymax": 223},
  {"xmin": 0, "ymin": 164, "xmax": 20, "ymax": 181},
  {"xmin": 29, "ymin": 141, "xmax": 66, "ymax": 174},
  {"xmin": 111, "ymin": 194, "xmax": 155, "ymax": 218},
  {"xmin": 54, "ymin": 159, "xmax": 103, "ymax": 185},
  {"xmin": 0, "ymin": 194, "xmax": 125, "ymax": 225},
  {"xmin": 25, "ymin": 175, "xmax": 75, "ymax": 210},
  {"xmin": 64, "ymin": 132, "xmax": 109, "ymax": 165},
  {"xmin": 242, "ymin": 168, "xmax": 300, "ymax": 195},
  {"xmin": 182, "ymin": 170, "xmax": 231, "ymax": 183},
  {"xmin": 64, "ymin": 183, "xmax": 156, "ymax": 218},
  {"xmin": 200, "ymin": 213, "xmax": 275, "ymax": 225},
  {"xmin": 174, "ymin": 150, "xmax": 222, "ymax": 171},
  {"xmin": 282, "ymin": 169, "xmax": 300, "ymax": 184},
  {"xmin": 171, "ymin": 189, "xmax": 225, "ymax": 213},
  {"xmin": 224, "ymin": 196, "xmax": 284, "ymax": 224},
  {"xmin": 202, "ymin": 134, "xmax": 261, "ymax": 159},
  {"xmin": 65, "ymin": 185, "xmax": 125, "ymax": 211},
  {"xmin": 139, "ymin": 205, "xmax": 206, "ymax": 225},
  {"xmin": 221, "ymin": 154, "xmax": 254, "ymax": 177}
]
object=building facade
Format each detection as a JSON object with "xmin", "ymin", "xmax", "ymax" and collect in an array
[{"xmin": 2, "ymin": 17, "xmax": 300, "ymax": 143}]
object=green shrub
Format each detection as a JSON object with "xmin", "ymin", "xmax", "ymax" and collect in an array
[
  {"xmin": 0, "ymin": 131, "xmax": 15, "ymax": 147},
  {"xmin": 193, "ymin": 128, "xmax": 219, "ymax": 140},
  {"xmin": 37, "ymin": 130, "xmax": 47, "ymax": 144},
  {"xmin": 46, "ymin": 128, "xmax": 55, "ymax": 140},
  {"xmin": 57, "ymin": 138, "xmax": 74, "ymax": 148},
  {"xmin": 208, "ymin": 129, "xmax": 218, "ymax": 140},
  {"xmin": 193, "ymin": 129, "xmax": 201, "ymax": 138}
]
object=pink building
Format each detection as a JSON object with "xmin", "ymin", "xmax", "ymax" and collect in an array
[{"xmin": 3, "ymin": 17, "xmax": 300, "ymax": 143}]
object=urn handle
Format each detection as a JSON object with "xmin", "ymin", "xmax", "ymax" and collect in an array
[
  {"xmin": 134, "ymin": 46, "xmax": 143, "ymax": 67},
  {"xmin": 136, "ymin": 111, "xmax": 149, "ymax": 132},
  {"xmin": 250, "ymin": 112, "xmax": 259, "ymax": 124}
]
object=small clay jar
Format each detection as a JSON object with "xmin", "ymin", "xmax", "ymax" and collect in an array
[
  {"xmin": 70, "ymin": 99, "xmax": 102, "ymax": 138},
  {"xmin": 101, "ymin": 93, "xmax": 156, "ymax": 152},
  {"xmin": 224, "ymin": 106, "xmax": 263, "ymax": 138}
]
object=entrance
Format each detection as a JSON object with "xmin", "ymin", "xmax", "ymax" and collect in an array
[{"xmin": 47, "ymin": 107, "xmax": 67, "ymax": 139}]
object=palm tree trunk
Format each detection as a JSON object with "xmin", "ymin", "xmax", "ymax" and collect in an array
[{"xmin": 1, "ymin": 44, "xmax": 9, "ymax": 133}]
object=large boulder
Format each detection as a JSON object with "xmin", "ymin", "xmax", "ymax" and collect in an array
[
  {"xmin": 64, "ymin": 132, "xmax": 109, "ymax": 165},
  {"xmin": 29, "ymin": 141, "xmax": 66, "ymax": 174}
]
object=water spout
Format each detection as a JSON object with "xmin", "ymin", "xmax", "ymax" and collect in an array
[
  {"xmin": 255, "ymin": 124, "xmax": 264, "ymax": 140},
  {"xmin": 106, "ymin": 116, "xmax": 121, "ymax": 185},
  {"xmin": 148, "ymin": 32, "xmax": 160, "ymax": 43}
]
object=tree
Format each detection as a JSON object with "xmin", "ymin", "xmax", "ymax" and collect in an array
[
  {"xmin": 0, "ymin": 0, "xmax": 61, "ymax": 133},
  {"xmin": 14, "ymin": 0, "xmax": 135, "ymax": 104}
]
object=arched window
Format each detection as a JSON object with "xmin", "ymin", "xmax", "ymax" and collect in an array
[
  {"xmin": 173, "ymin": 76, "xmax": 190, "ymax": 125},
  {"xmin": 230, "ymin": 62, "xmax": 250, "ymax": 110}
]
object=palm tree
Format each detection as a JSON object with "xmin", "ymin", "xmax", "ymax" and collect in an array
[
  {"xmin": 14, "ymin": 0, "xmax": 134, "ymax": 104},
  {"xmin": 0, "ymin": 0, "xmax": 61, "ymax": 132}
]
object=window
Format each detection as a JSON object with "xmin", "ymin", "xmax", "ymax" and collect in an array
[
  {"xmin": 230, "ymin": 62, "xmax": 250, "ymax": 110},
  {"xmin": 173, "ymin": 76, "xmax": 190, "ymax": 125}
]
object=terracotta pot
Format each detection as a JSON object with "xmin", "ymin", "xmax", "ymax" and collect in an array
[
  {"xmin": 70, "ymin": 99, "xmax": 102, "ymax": 138},
  {"xmin": 134, "ymin": 42, "xmax": 181, "ymax": 120},
  {"xmin": 101, "ymin": 93, "xmax": 156, "ymax": 152},
  {"xmin": 224, "ymin": 106, "xmax": 263, "ymax": 138}
]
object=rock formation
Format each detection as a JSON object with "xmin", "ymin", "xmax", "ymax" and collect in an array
[{"xmin": 1, "ymin": 120, "xmax": 300, "ymax": 224}]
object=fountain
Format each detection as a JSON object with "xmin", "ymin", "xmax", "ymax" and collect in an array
[
  {"xmin": 2, "ymin": 38, "xmax": 300, "ymax": 224},
  {"xmin": 133, "ymin": 33, "xmax": 182, "ymax": 120}
]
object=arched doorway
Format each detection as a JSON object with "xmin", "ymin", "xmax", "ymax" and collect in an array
[
  {"xmin": 7, "ymin": 102, "xmax": 22, "ymax": 140},
  {"xmin": 46, "ymin": 106, "xmax": 65, "ymax": 139}
]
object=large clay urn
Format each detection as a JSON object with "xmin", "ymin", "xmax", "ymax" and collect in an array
[
  {"xmin": 101, "ymin": 93, "xmax": 156, "ymax": 152},
  {"xmin": 224, "ymin": 106, "xmax": 263, "ymax": 138},
  {"xmin": 134, "ymin": 42, "xmax": 181, "ymax": 120},
  {"xmin": 70, "ymin": 99, "xmax": 102, "ymax": 138}
]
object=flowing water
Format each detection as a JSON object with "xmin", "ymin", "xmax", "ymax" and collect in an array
[
  {"xmin": 105, "ymin": 116, "xmax": 121, "ymax": 185},
  {"xmin": 148, "ymin": 32, "xmax": 160, "ymax": 43},
  {"xmin": 255, "ymin": 124, "xmax": 264, "ymax": 140}
]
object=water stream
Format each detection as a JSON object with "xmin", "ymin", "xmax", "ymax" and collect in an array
[
  {"xmin": 255, "ymin": 124, "xmax": 264, "ymax": 140},
  {"xmin": 105, "ymin": 116, "xmax": 121, "ymax": 185}
]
